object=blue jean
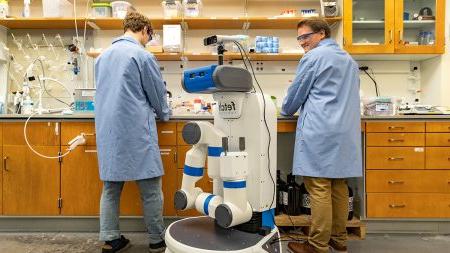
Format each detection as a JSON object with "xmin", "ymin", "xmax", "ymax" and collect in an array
[{"xmin": 99, "ymin": 177, "xmax": 165, "ymax": 244}]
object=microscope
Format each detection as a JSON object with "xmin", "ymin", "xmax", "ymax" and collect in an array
[{"xmin": 164, "ymin": 36, "xmax": 280, "ymax": 253}]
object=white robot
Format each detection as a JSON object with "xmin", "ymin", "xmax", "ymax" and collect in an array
[{"xmin": 164, "ymin": 53, "xmax": 280, "ymax": 252}]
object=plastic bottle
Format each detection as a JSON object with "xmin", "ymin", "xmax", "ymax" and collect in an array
[
  {"xmin": 22, "ymin": 96, "xmax": 33, "ymax": 115},
  {"xmin": 300, "ymin": 183, "xmax": 311, "ymax": 215},
  {"xmin": 193, "ymin": 98, "xmax": 202, "ymax": 112},
  {"xmin": 348, "ymin": 186, "xmax": 354, "ymax": 220},
  {"xmin": 23, "ymin": 0, "xmax": 30, "ymax": 18},
  {"xmin": 286, "ymin": 173, "xmax": 301, "ymax": 216},
  {"xmin": 276, "ymin": 170, "xmax": 288, "ymax": 215}
]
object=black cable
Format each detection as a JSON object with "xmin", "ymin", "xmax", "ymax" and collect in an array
[
  {"xmin": 362, "ymin": 69, "xmax": 379, "ymax": 97},
  {"xmin": 232, "ymin": 41, "xmax": 256, "ymax": 93},
  {"xmin": 232, "ymin": 41, "xmax": 248, "ymax": 70},
  {"xmin": 233, "ymin": 41, "xmax": 277, "ymax": 228}
]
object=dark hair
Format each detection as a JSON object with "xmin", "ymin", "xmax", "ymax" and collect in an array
[
  {"xmin": 297, "ymin": 18, "xmax": 331, "ymax": 38},
  {"xmin": 123, "ymin": 11, "xmax": 152, "ymax": 34}
]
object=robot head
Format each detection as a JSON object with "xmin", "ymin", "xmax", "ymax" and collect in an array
[{"xmin": 182, "ymin": 65, "xmax": 253, "ymax": 94}]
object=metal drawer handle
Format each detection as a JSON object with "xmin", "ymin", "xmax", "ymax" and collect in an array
[
  {"xmin": 160, "ymin": 149, "xmax": 172, "ymax": 152},
  {"xmin": 160, "ymin": 152, "xmax": 170, "ymax": 156},
  {"xmin": 388, "ymin": 139, "xmax": 404, "ymax": 142},
  {"xmin": 388, "ymin": 157, "xmax": 404, "ymax": 161},
  {"xmin": 160, "ymin": 130, "xmax": 174, "ymax": 134},
  {"xmin": 389, "ymin": 30, "xmax": 393, "ymax": 44},
  {"xmin": 388, "ymin": 126, "xmax": 404, "ymax": 130},
  {"xmin": 388, "ymin": 180, "xmax": 404, "ymax": 184},
  {"xmin": 3, "ymin": 156, "xmax": 8, "ymax": 172},
  {"xmin": 84, "ymin": 150, "xmax": 97, "ymax": 153},
  {"xmin": 389, "ymin": 204, "xmax": 406, "ymax": 208}
]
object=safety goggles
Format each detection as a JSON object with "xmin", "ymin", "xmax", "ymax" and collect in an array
[{"xmin": 296, "ymin": 32, "xmax": 317, "ymax": 42}]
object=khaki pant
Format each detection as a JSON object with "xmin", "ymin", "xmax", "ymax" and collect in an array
[{"xmin": 303, "ymin": 177, "xmax": 348, "ymax": 253}]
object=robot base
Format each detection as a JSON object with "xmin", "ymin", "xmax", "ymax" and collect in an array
[{"xmin": 165, "ymin": 216, "xmax": 281, "ymax": 253}]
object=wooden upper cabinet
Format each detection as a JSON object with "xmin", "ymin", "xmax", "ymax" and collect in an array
[
  {"xmin": 395, "ymin": 0, "xmax": 445, "ymax": 54},
  {"xmin": 344, "ymin": 0, "xmax": 445, "ymax": 54},
  {"xmin": 344, "ymin": 0, "xmax": 395, "ymax": 53}
]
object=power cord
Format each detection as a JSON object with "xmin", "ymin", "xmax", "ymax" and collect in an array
[
  {"xmin": 233, "ymin": 41, "xmax": 303, "ymax": 245},
  {"xmin": 359, "ymin": 66, "xmax": 379, "ymax": 96}
]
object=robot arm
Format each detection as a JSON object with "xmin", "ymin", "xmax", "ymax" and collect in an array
[{"xmin": 174, "ymin": 121, "xmax": 226, "ymax": 212}]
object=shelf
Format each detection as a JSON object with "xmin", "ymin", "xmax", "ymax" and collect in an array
[
  {"xmin": 352, "ymin": 20, "xmax": 385, "ymax": 30},
  {"xmin": 0, "ymin": 17, "xmax": 342, "ymax": 30},
  {"xmin": 403, "ymin": 20, "xmax": 436, "ymax": 29},
  {"xmin": 0, "ymin": 18, "xmax": 92, "ymax": 29},
  {"xmin": 88, "ymin": 52, "xmax": 303, "ymax": 61},
  {"xmin": 153, "ymin": 52, "xmax": 304, "ymax": 61}
]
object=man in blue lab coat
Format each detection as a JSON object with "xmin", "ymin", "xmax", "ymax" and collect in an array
[
  {"xmin": 95, "ymin": 11, "xmax": 170, "ymax": 253},
  {"xmin": 281, "ymin": 18, "xmax": 362, "ymax": 253}
]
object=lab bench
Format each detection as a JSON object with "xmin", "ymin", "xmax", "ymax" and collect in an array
[{"xmin": 0, "ymin": 114, "xmax": 449, "ymax": 225}]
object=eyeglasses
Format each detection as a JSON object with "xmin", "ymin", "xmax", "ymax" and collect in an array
[{"xmin": 297, "ymin": 32, "xmax": 317, "ymax": 42}]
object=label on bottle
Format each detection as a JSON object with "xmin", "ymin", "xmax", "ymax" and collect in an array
[
  {"xmin": 348, "ymin": 196, "xmax": 354, "ymax": 212},
  {"xmin": 282, "ymin": 191, "xmax": 288, "ymax": 206},
  {"xmin": 302, "ymin": 194, "xmax": 311, "ymax": 208}
]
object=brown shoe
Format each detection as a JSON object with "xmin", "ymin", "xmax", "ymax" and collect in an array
[
  {"xmin": 328, "ymin": 240, "xmax": 348, "ymax": 253},
  {"xmin": 287, "ymin": 241, "xmax": 320, "ymax": 253}
]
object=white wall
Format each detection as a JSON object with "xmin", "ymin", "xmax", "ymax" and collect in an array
[
  {"xmin": 1, "ymin": 0, "xmax": 445, "ymax": 112},
  {"xmin": 421, "ymin": 0, "xmax": 450, "ymax": 106}
]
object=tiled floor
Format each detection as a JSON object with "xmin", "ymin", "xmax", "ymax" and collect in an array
[{"xmin": 0, "ymin": 233, "xmax": 449, "ymax": 253}]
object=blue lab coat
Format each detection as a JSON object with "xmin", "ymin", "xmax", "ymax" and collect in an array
[
  {"xmin": 95, "ymin": 36, "xmax": 170, "ymax": 181},
  {"xmin": 281, "ymin": 39, "xmax": 362, "ymax": 178}
]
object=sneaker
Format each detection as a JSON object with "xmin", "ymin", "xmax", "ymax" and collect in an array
[
  {"xmin": 102, "ymin": 235, "xmax": 131, "ymax": 253},
  {"xmin": 329, "ymin": 240, "xmax": 348, "ymax": 253},
  {"xmin": 149, "ymin": 240, "xmax": 166, "ymax": 253}
]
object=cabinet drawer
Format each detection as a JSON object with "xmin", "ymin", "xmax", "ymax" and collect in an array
[
  {"xmin": 366, "ymin": 147, "xmax": 424, "ymax": 170},
  {"xmin": 426, "ymin": 147, "xmax": 450, "ymax": 169},
  {"xmin": 366, "ymin": 133, "xmax": 424, "ymax": 146},
  {"xmin": 157, "ymin": 122, "xmax": 176, "ymax": 145},
  {"xmin": 426, "ymin": 133, "xmax": 450, "ymax": 146},
  {"xmin": 426, "ymin": 122, "xmax": 450, "ymax": 132},
  {"xmin": 3, "ymin": 122, "xmax": 60, "ymax": 146},
  {"xmin": 61, "ymin": 122, "xmax": 96, "ymax": 146},
  {"xmin": 366, "ymin": 122, "xmax": 425, "ymax": 133},
  {"xmin": 366, "ymin": 170, "xmax": 450, "ymax": 193},
  {"xmin": 367, "ymin": 193, "xmax": 450, "ymax": 218}
]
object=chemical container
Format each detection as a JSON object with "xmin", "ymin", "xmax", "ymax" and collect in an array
[
  {"xmin": 92, "ymin": 2, "xmax": 112, "ymax": 18},
  {"xmin": 42, "ymin": 0, "xmax": 73, "ymax": 17},
  {"xmin": 111, "ymin": 1, "xmax": 133, "ymax": 19}
]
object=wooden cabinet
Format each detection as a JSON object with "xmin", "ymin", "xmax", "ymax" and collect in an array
[
  {"xmin": 366, "ymin": 133, "xmax": 424, "ymax": 146},
  {"xmin": 60, "ymin": 145, "xmax": 102, "ymax": 216},
  {"xmin": 366, "ymin": 122, "xmax": 425, "ymax": 133},
  {"xmin": 366, "ymin": 147, "xmax": 425, "ymax": 170},
  {"xmin": 366, "ymin": 170, "xmax": 450, "ymax": 193},
  {"xmin": 2, "ymin": 146, "xmax": 60, "ymax": 215},
  {"xmin": 367, "ymin": 193, "xmax": 450, "ymax": 218},
  {"xmin": 2, "ymin": 122, "xmax": 60, "ymax": 215},
  {"xmin": 365, "ymin": 120, "xmax": 450, "ymax": 218},
  {"xmin": 344, "ymin": 0, "xmax": 395, "ymax": 53},
  {"xmin": 344, "ymin": 0, "xmax": 445, "ymax": 54},
  {"xmin": 394, "ymin": 0, "xmax": 445, "ymax": 54}
]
